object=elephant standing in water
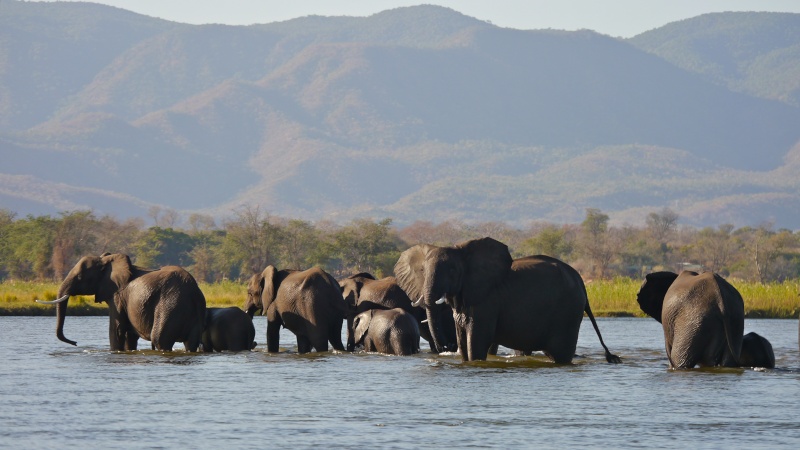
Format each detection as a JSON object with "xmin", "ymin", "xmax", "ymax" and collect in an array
[
  {"xmin": 739, "ymin": 332, "xmax": 775, "ymax": 369},
  {"xmin": 37, "ymin": 253, "xmax": 205, "ymax": 351},
  {"xmin": 353, "ymin": 308, "xmax": 420, "ymax": 355},
  {"xmin": 339, "ymin": 273, "xmax": 457, "ymax": 353},
  {"xmin": 201, "ymin": 307, "xmax": 257, "ymax": 352},
  {"xmin": 245, "ymin": 266, "xmax": 348, "ymax": 354},
  {"xmin": 637, "ymin": 271, "xmax": 745, "ymax": 368},
  {"xmin": 394, "ymin": 237, "xmax": 620, "ymax": 363}
]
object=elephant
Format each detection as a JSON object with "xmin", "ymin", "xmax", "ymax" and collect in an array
[
  {"xmin": 739, "ymin": 332, "xmax": 775, "ymax": 368},
  {"xmin": 394, "ymin": 237, "xmax": 620, "ymax": 363},
  {"xmin": 201, "ymin": 307, "xmax": 257, "ymax": 352},
  {"xmin": 339, "ymin": 272, "xmax": 457, "ymax": 353},
  {"xmin": 636, "ymin": 270, "xmax": 745, "ymax": 369},
  {"xmin": 353, "ymin": 308, "xmax": 421, "ymax": 355},
  {"xmin": 36, "ymin": 253, "xmax": 205, "ymax": 351},
  {"xmin": 244, "ymin": 266, "xmax": 348, "ymax": 354}
]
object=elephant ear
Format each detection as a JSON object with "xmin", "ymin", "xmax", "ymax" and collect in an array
[
  {"xmin": 261, "ymin": 265, "xmax": 279, "ymax": 315},
  {"xmin": 340, "ymin": 278, "xmax": 362, "ymax": 309},
  {"xmin": 394, "ymin": 244, "xmax": 435, "ymax": 304},
  {"xmin": 456, "ymin": 237, "xmax": 512, "ymax": 308},
  {"xmin": 713, "ymin": 274, "xmax": 745, "ymax": 363},
  {"xmin": 98, "ymin": 253, "xmax": 133, "ymax": 302},
  {"xmin": 353, "ymin": 311, "xmax": 372, "ymax": 346},
  {"xmin": 636, "ymin": 271, "xmax": 678, "ymax": 323}
]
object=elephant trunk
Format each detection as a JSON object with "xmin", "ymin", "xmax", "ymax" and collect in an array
[
  {"xmin": 425, "ymin": 305, "xmax": 447, "ymax": 353},
  {"xmin": 55, "ymin": 286, "xmax": 77, "ymax": 346}
]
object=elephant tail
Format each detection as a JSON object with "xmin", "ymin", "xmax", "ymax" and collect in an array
[{"xmin": 584, "ymin": 297, "xmax": 622, "ymax": 364}]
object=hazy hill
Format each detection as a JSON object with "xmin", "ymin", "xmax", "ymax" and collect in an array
[
  {"xmin": 2, "ymin": 2, "xmax": 800, "ymax": 228},
  {"xmin": 629, "ymin": 12, "xmax": 800, "ymax": 106}
]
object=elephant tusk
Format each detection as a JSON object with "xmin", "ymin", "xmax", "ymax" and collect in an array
[
  {"xmin": 35, "ymin": 294, "xmax": 69, "ymax": 304},
  {"xmin": 411, "ymin": 296, "xmax": 424, "ymax": 308},
  {"xmin": 421, "ymin": 319, "xmax": 428, "ymax": 324},
  {"xmin": 435, "ymin": 295, "xmax": 447, "ymax": 305}
]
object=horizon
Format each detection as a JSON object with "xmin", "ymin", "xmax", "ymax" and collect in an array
[{"xmin": 33, "ymin": 0, "xmax": 800, "ymax": 38}]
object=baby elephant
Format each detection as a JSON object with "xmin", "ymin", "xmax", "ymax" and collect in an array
[
  {"xmin": 201, "ymin": 307, "xmax": 257, "ymax": 352},
  {"xmin": 353, "ymin": 308, "xmax": 420, "ymax": 355},
  {"xmin": 739, "ymin": 332, "xmax": 775, "ymax": 368}
]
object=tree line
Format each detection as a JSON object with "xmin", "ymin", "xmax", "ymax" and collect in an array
[{"xmin": 1, "ymin": 207, "xmax": 798, "ymax": 283}]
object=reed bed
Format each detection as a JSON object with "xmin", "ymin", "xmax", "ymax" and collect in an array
[{"xmin": 1, "ymin": 278, "xmax": 798, "ymax": 318}]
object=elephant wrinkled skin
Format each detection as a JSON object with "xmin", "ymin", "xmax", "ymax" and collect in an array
[
  {"xmin": 245, "ymin": 266, "xmax": 348, "ymax": 354},
  {"xmin": 394, "ymin": 237, "xmax": 619, "ymax": 363},
  {"xmin": 637, "ymin": 271, "xmax": 745, "ymax": 369},
  {"xmin": 201, "ymin": 307, "xmax": 257, "ymax": 352},
  {"xmin": 339, "ymin": 273, "xmax": 456, "ymax": 353},
  {"xmin": 38, "ymin": 253, "xmax": 206, "ymax": 351},
  {"xmin": 353, "ymin": 308, "xmax": 420, "ymax": 355}
]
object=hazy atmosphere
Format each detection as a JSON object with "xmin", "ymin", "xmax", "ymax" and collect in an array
[{"xmin": 3, "ymin": 1, "xmax": 800, "ymax": 228}]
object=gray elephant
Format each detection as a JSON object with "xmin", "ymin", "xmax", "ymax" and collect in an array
[
  {"xmin": 339, "ymin": 272, "xmax": 457, "ymax": 353},
  {"xmin": 353, "ymin": 308, "xmax": 421, "ymax": 355},
  {"xmin": 636, "ymin": 271, "xmax": 744, "ymax": 369},
  {"xmin": 244, "ymin": 266, "xmax": 348, "ymax": 354},
  {"xmin": 36, "ymin": 253, "xmax": 205, "ymax": 351},
  {"xmin": 739, "ymin": 332, "xmax": 775, "ymax": 368},
  {"xmin": 201, "ymin": 307, "xmax": 256, "ymax": 352},
  {"xmin": 394, "ymin": 237, "xmax": 620, "ymax": 363}
]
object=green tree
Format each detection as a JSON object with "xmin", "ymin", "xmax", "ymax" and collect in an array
[
  {"xmin": 518, "ymin": 224, "xmax": 574, "ymax": 260},
  {"xmin": 332, "ymin": 218, "xmax": 400, "ymax": 277},
  {"xmin": 132, "ymin": 227, "xmax": 196, "ymax": 268}
]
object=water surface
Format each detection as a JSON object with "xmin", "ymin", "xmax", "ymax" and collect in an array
[{"xmin": 1, "ymin": 317, "xmax": 798, "ymax": 448}]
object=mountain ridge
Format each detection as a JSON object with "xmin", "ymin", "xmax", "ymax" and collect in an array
[{"xmin": 2, "ymin": 2, "xmax": 800, "ymax": 228}]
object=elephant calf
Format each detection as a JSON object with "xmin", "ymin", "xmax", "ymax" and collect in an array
[
  {"xmin": 739, "ymin": 332, "xmax": 775, "ymax": 368},
  {"xmin": 353, "ymin": 308, "xmax": 420, "ymax": 356},
  {"xmin": 201, "ymin": 307, "xmax": 257, "ymax": 352}
]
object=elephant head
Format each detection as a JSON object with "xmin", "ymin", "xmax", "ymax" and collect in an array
[
  {"xmin": 394, "ymin": 237, "xmax": 512, "ymax": 353},
  {"xmin": 339, "ymin": 272, "xmax": 375, "ymax": 351},
  {"xmin": 244, "ymin": 266, "xmax": 296, "ymax": 318},
  {"xmin": 339, "ymin": 272, "xmax": 376, "ymax": 311},
  {"xmin": 36, "ymin": 253, "xmax": 134, "ymax": 346},
  {"xmin": 739, "ymin": 332, "xmax": 775, "ymax": 368},
  {"xmin": 352, "ymin": 309, "xmax": 375, "ymax": 348},
  {"xmin": 636, "ymin": 271, "xmax": 680, "ymax": 323}
]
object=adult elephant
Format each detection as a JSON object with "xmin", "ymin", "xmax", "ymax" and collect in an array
[
  {"xmin": 201, "ymin": 307, "xmax": 257, "ymax": 352},
  {"xmin": 636, "ymin": 271, "xmax": 744, "ymax": 369},
  {"xmin": 394, "ymin": 237, "xmax": 620, "ymax": 363},
  {"xmin": 353, "ymin": 308, "xmax": 421, "ymax": 355},
  {"xmin": 739, "ymin": 332, "xmax": 775, "ymax": 369},
  {"xmin": 245, "ymin": 266, "xmax": 347, "ymax": 354},
  {"xmin": 36, "ymin": 253, "xmax": 205, "ymax": 351},
  {"xmin": 339, "ymin": 273, "xmax": 457, "ymax": 353}
]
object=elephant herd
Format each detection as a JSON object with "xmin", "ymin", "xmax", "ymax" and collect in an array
[{"xmin": 37, "ymin": 238, "xmax": 795, "ymax": 369}]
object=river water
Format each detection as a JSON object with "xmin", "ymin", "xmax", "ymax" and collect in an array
[{"xmin": 1, "ymin": 316, "xmax": 798, "ymax": 448}]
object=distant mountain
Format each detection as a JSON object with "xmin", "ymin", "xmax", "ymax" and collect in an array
[
  {"xmin": 629, "ymin": 12, "xmax": 800, "ymax": 106},
  {"xmin": 1, "ymin": 2, "xmax": 800, "ymax": 227}
]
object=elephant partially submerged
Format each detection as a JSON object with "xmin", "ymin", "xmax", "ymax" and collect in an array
[
  {"xmin": 353, "ymin": 308, "xmax": 421, "ymax": 355},
  {"xmin": 245, "ymin": 266, "xmax": 348, "ymax": 354},
  {"xmin": 339, "ymin": 273, "xmax": 456, "ymax": 353},
  {"xmin": 394, "ymin": 237, "xmax": 620, "ymax": 363},
  {"xmin": 637, "ymin": 271, "xmax": 745, "ymax": 369},
  {"xmin": 739, "ymin": 332, "xmax": 775, "ymax": 369},
  {"xmin": 37, "ymin": 253, "xmax": 206, "ymax": 351},
  {"xmin": 201, "ymin": 307, "xmax": 257, "ymax": 352}
]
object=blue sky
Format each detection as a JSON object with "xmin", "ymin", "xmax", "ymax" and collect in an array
[{"xmin": 38, "ymin": 0, "xmax": 800, "ymax": 37}]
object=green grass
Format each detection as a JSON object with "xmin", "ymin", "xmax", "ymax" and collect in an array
[
  {"xmin": 0, "ymin": 280, "xmax": 247, "ymax": 315},
  {"xmin": 1, "ymin": 278, "xmax": 797, "ymax": 318}
]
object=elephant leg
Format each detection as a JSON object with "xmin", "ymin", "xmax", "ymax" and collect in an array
[
  {"xmin": 328, "ymin": 325, "xmax": 345, "ymax": 352},
  {"xmin": 466, "ymin": 317, "xmax": 496, "ymax": 361},
  {"xmin": 266, "ymin": 320, "xmax": 281, "ymax": 353},
  {"xmin": 183, "ymin": 320, "xmax": 203, "ymax": 352},
  {"xmin": 488, "ymin": 343, "xmax": 499, "ymax": 355},
  {"xmin": 124, "ymin": 331, "xmax": 139, "ymax": 351},
  {"xmin": 296, "ymin": 335, "xmax": 313, "ymax": 354}
]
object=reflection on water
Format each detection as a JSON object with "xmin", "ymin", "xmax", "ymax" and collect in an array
[{"xmin": 1, "ymin": 316, "xmax": 798, "ymax": 448}]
